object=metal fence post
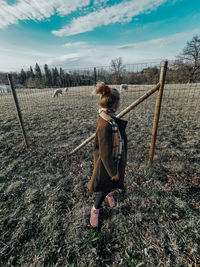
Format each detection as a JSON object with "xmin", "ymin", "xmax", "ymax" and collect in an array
[
  {"xmin": 94, "ymin": 67, "xmax": 97, "ymax": 86},
  {"xmin": 7, "ymin": 74, "xmax": 29, "ymax": 149},
  {"xmin": 148, "ymin": 61, "xmax": 168, "ymax": 166}
]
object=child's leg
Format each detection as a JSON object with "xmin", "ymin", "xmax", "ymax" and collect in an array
[
  {"xmin": 90, "ymin": 191, "xmax": 109, "ymax": 227},
  {"xmin": 90, "ymin": 191, "xmax": 115, "ymax": 227},
  {"xmin": 94, "ymin": 191, "xmax": 110, "ymax": 209}
]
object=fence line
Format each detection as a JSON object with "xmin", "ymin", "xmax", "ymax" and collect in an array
[{"xmin": 0, "ymin": 60, "xmax": 200, "ymax": 166}]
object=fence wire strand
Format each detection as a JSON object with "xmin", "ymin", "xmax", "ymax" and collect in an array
[{"xmin": 0, "ymin": 61, "xmax": 199, "ymax": 163}]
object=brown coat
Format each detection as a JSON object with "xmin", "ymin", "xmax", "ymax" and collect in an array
[{"xmin": 88, "ymin": 115, "xmax": 127, "ymax": 192}]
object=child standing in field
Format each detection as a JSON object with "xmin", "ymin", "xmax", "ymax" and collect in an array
[{"xmin": 88, "ymin": 82, "xmax": 128, "ymax": 227}]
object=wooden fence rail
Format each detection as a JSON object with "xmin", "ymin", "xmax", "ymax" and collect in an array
[{"xmin": 69, "ymin": 82, "xmax": 161, "ymax": 156}]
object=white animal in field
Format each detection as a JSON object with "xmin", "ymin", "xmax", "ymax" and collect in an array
[
  {"xmin": 120, "ymin": 84, "xmax": 128, "ymax": 91},
  {"xmin": 64, "ymin": 87, "xmax": 68, "ymax": 93},
  {"xmin": 52, "ymin": 89, "xmax": 62, "ymax": 97},
  {"xmin": 91, "ymin": 88, "xmax": 96, "ymax": 95}
]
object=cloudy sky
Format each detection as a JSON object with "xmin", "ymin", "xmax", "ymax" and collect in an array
[{"xmin": 0, "ymin": 0, "xmax": 200, "ymax": 71}]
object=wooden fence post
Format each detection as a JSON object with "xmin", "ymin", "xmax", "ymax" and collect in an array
[
  {"xmin": 148, "ymin": 61, "xmax": 168, "ymax": 166},
  {"xmin": 7, "ymin": 74, "xmax": 29, "ymax": 149}
]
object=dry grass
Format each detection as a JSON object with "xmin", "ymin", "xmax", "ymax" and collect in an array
[{"xmin": 0, "ymin": 84, "xmax": 199, "ymax": 266}]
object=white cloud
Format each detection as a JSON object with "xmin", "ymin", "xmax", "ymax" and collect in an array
[
  {"xmin": 119, "ymin": 37, "xmax": 173, "ymax": 50},
  {"xmin": 48, "ymin": 29, "xmax": 200, "ymax": 68},
  {"xmin": 118, "ymin": 29, "xmax": 200, "ymax": 51},
  {"xmin": 116, "ymin": 29, "xmax": 200, "ymax": 63},
  {"xmin": 0, "ymin": 0, "xmax": 90, "ymax": 28},
  {"xmin": 62, "ymin": 42, "xmax": 88, "ymax": 48},
  {"xmin": 47, "ymin": 47, "xmax": 99, "ymax": 67},
  {"xmin": 93, "ymin": 0, "xmax": 109, "ymax": 7},
  {"xmin": 52, "ymin": 0, "xmax": 167, "ymax": 37},
  {"xmin": 1, "ymin": 28, "xmax": 199, "ymax": 71},
  {"xmin": 53, "ymin": 53, "xmax": 81, "ymax": 62},
  {"xmin": 94, "ymin": 0, "xmax": 106, "ymax": 4},
  {"xmin": 0, "ymin": 45, "xmax": 53, "ymax": 71}
]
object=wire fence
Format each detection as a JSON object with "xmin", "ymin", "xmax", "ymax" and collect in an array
[{"xmin": 0, "ymin": 60, "xmax": 199, "ymax": 165}]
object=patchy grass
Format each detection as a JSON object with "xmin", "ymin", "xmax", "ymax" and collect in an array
[
  {"xmin": 0, "ymin": 84, "xmax": 199, "ymax": 266},
  {"xmin": 6, "ymin": 180, "xmax": 23, "ymax": 194}
]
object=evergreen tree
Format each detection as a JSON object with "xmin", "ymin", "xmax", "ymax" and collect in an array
[
  {"xmin": 35, "ymin": 63, "xmax": 42, "ymax": 79},
  {"xmin": 30, "ymin": 66, "xmax": 35, "ymax": 79},
  {"xmin": 59, "ymin": 67, "xmax": 65, "ymax": 87},
  {"xmin": 19, "ymin": 68, "xmax": 26, "ymax": 85},
  {"xmin": 52, "ymin": 67, "xmax": 60, "ymax": 87},
  {"xmin": 44, "ymin": 64, "xmax": 52, "ymax": 86},
  {"xmin": 65, "ymin": 73, "xmax": 71, "ymax": 86}
]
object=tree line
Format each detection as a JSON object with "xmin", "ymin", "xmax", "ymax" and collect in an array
[
  {"xmin": 0, "ymin": 63, "xmax": 161, "ymax": 88},
  {"xmin": 0, "ymin": 64, "xmax": 95, "ymax": 88},
  {"xmin": 0, "ymin": 35, "xmax": 199, "ymax": 88}
]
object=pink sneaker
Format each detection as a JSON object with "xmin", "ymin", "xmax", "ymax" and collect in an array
[
  {"xmin": 106, "ymin": 193, "xmax": 116, "ymax": 208},
  {"xmin": 90, "ymin": 206, "xmax": 99, "ymax": 227}
]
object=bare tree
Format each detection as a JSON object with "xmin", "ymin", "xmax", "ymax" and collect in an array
[
  {"xmin": 110, "ymin": 57, "xmax": 124, "ymax": 83},
  {"xmin": 110, "ymin": 57, "xmax": 123, "ymax": 73},
  {"xmin": 177, "ymin": 35, "xmax": 200, "ymax": 82}
]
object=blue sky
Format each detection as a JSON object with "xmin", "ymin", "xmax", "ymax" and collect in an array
[{"xmin": 0, "ymin": 0, "xmax": 200, "ymax": 71}]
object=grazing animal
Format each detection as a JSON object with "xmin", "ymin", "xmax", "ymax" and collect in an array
[
  {"xmin": 52, "ymin": 89, "xmax": 62, "ymax": 97},
  {"xmin": 91, "ymin": 87, "xmax": 96, "ymax": 95},
  {"xmin": 120, "ymin": 84, "xmax": 128, "ymax": 91},
  {"xmin": 64, "ymin": 87, "xmax": 68, "ymax": 93}
]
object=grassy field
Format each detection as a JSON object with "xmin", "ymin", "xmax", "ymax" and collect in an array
[{"xmin": 0, "ymin": 84, "xmax": 199, "ymax": 266}]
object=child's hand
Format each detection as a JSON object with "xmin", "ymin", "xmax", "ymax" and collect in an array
[{"xmin": 112, "ymin": 173, "xmax": 120, "ymax": 181}]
